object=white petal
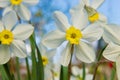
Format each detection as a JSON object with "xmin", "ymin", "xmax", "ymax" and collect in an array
[
  {"xmin": 44, "ymin": 68, "xmax": 52, "ymax": 80},
  {"xmin": 82, "ymin": 0, "xmax": 90, "ymax": 6},
  {"xmin": 23, "ymin": 0, "xmax": 39, "ymax": 5},
  {"xmin": 116, "ymin": 56, "xmax": 120, "ymax": 80},
  {"xmin": 70, "ymin": 8, "xmax": 88, "ymax": 30},
  {"xmin": 61, "ymin": 43, "xmax": 72, "ymax": 66},
  {"xmin": 47, "ymin": 49, "xmax": 56, "ymax": 59},
  {"xmin": 75, "ymin": 41, "xmax": 95, "ymax": 63},
  {"xmin": 98, "ymin": 13, "xmax": 107, "ymax": 23},
  {"xmin": 82, "ymin": 23, "xmax": 103, "ymax": 42},
  {"xmin": 91, "ymin": 0, "xmax": 104, "ymax": 9},
  {"xmin": 103, "ymin": 42, "xmax": 120, "ymax": 62},
  {"xmin": 70, "ymin": 76, "xmax": 76, "ymax": 80},
  {"xmin": 0, "ymin": 45, "xmax": 10, "ymax": 64},
  {"xmin": 102, "ymin": 24, "xmax": 120, "ymax": 45},
  {"xmin": 0, "ymin": 21, "xmax": 4, "ymax": 32},
  {"xmin": 17, "ymin": 4, "xmax": 31, "ymax": 21},
  {"xmin": 42, "ymin": 30, "xmax": 66, "ymax": 48},
  {"xmin": 39, "ymin": 43, "xmax": 56, "ymax": 59},
  {"xmin": 39, "ymin": 43, "xmax": 47, "ymax": 55},
  {"xmin": 11, "ymin": 40, "xmax": 27, "ymax": 58},
  {"xmin": 86, "ymin": 74, "xmax": 93, "ymax": 80},
  {"xmin": 3, "ymin": 6, "xmax": 13, "ymax": 16},
  {"xmin": 0, "ymin": 0, "xmax": 9, "ymax": 7},
  {"xmin": 2, "ymin": 11, "xmax": 18, "ymax": 30},
  {"xmin": 54, "ymin": 11, "xmax": 70, "ymax": 32},
  {"xmin": 71, "ymin": 66, "xmax": 81, "ymax": 76},
  {"xmin": 13, "ymin": 24, "xmax": 34, "ymax": 40}
]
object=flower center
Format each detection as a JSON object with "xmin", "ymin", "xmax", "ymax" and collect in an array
[
  {"xmin": 10, "ymin": 0, "xmax": 22, "ymax": 5},
  {"xmin": 88, "ymin": 13, "xmax": 99, "ymax": 23},
  {"xmin": 66, "ymin": 26, "xmax": 82, "ymax": 44},
  {"xmin": 84, "ymin": 5, "xmax": 99, "ymax": 23},
  {"xmin": 42, "ymin": 56, "xmax": 48, "ymax": 66},
  {"xmin": 76, "ymin": 77, "xmax": 83, "ymax": 80},
  {"xmin": 0, "ymin": 30, "xmax": 14, "ymax": 45},
  {"xmin": 54, "ymin": 72, "xmax": 59, "ymax": 77}
]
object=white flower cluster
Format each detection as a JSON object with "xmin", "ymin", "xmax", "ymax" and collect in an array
[
  {"xmin": 41, "ymin": 0, "xmax": 120, "ymax": 80},
  {"xmin": 0, "ymin": 0, "xmax": 39, "ymax": 64},
  {"xmin": 0, "ymin": 0, "xmax": 120, "ymax": 80}
]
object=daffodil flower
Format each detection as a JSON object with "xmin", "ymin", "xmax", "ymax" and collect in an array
[
  {"xmin": 71, "ymin": 0, "xmax": 107, "ymax": 23},
  {"xmin": 42, "ymin": 11, "xmax": 103, "ymax": 66},
  {"xmin": 0, "ymin": 11, "xmax": 34, "ymax": 64},
  {"xmin": 101, "ymin": 24, "xmax": 120, "ymax": 80},
  {"xmin": 39, "ymin": 44, "xmax": 56, "ymax": 80},
  {"xmin": 0, "ymin": 0, "xmax": 39, "ymax": 21},
  {"xmin": 71, "ymin": 66, "xmax": 93, "ymax": 80},
  {"xmin": 83, "ymin": 0, "xmax": 107, "ymax": 23}
]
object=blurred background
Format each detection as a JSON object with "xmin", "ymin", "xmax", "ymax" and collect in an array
[{"xmin": 0, "ymin": 0, "xmax": 120, "ymax": 80}]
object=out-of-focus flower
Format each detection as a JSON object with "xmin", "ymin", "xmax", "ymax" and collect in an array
[
  {"xmin": 42, "ymin": 10, "xmax": 103, "ymax": 66},
  {"xmin": 0, "ymin": 11, "xmax": 34, "ymax": 64},
  {"xmin": 0, "ymin": 0, "xmax": 39, "ymax": 21},
  {"xmin": 103, "ymin": 42, "xmax": 120, "ymax": 80},
  {"xmin": 82, "ymin": 0, "xmax": 107, "ymax": 23},
  {"xmin": 108, "ymin": 62, "xmax": 114, "ymax": 69},
  {"xmin": 39, "ymin": 44, "xmax": 56, "ymax": 80},
  {"xmin": 71, "ymin": 66, "xmax": 93, "ymax": 80},
  {"xmin": 101, "ymin": 24, "xmax": 120, "ymax": 80},
  {"xmin": 70, "ymin": 0, "xmax": 107, "ymax": 23}
]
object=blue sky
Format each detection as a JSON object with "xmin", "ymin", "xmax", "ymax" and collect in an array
[{"xmin": 31, "ymin": 0, "xmax": 120, "ymax": 34}]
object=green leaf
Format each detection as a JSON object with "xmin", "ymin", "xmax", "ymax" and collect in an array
[
  {"xmin": 110, "ymin": 68, "xmax": 116, "ymax": 80},
  {"xmin": 25, "ymin": 58, "xmax": 31, "ymax": 80},
  {"xmin": 30, "ymin": 35, "xmax": 44, "ymax": 80},
  {"xmin": 60, "ymin": 65, "xmax": 68, "ymax": 80},
  {"xmin": 0, "ymin": 65, "xmax": 9, "ymax": 80},
  {"xmin": 30, "ymin": 35, "xmax": 37, "ymax": 80}
]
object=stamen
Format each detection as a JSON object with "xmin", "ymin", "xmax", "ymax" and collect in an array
[
  {"xmin": 0, "ymin": 30, "xmax": 14, "ymax": 45},
  {"xmin": 66, "ymin": 26, "xmax": 82, "ymax": 44},
  {"xmin": 84, "ymin": 5, "xmax": 99, "ymax": 23},
  {"xmin": 10, "ymin": 0, "xmax": 22, "ymax": 5},
  {"xmin": 42, "ymin": 56, "xmax": 48, "ymax": 66}
]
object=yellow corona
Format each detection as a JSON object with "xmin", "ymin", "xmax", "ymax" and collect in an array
[
  {"xmin": 66, "ymin": 26, "xmax": 82, "ymax": 44},
  {"xmin": 88, "ymin": 13, "xmax": 99, "ymax": 23},
  {"xmin": 0, "ymin": 30, "xmax": 14, "ymax": 45},
  {"xmin": 42, "ymin": 56, "xmax": 49, "ymax": 66},
  {"xmin": 10, "ymin": 0, "xmax": 22, "ymax": 5}
]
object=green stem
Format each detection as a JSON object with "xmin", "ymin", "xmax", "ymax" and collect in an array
[
  {"xmin": 25, "ymin": 58, "xmax": 31, "ymax": 80},
  {"xmin": 92, "ymin": 63, "xmax": 100, "ymax": 80},
  {"xmin": 97, "ymin": 44, "xmax": 108, "ymax": 61},
  {"xmin": 82, "ymin": 63, "xmax": 86, "ymax": 80},
  {"xmin": 68, "ymin": 45, "xmax": 74, "ymax": 80},
  {"xmin": 93, "ymin": 44, "xmax": 108, "ymax": 80},
  {"xmin": 110, "ymin": 67, "xmax": 116, "ymax": 80},
  {"xmin": 3, "ymin": 64, "xmax": 13, "ymax": 80},
  {"xmin": 16, "ymin": 58, "xmax": 21, "ymax": 80}
]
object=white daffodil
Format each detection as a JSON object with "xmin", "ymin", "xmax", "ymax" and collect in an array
[
  {"xmin": 0, "ymin": 0, "xmax": 39, "ymax": 21},
  {"xmin": 83, "ymin": 0, "xmax": 107, "ymax": 23},
  {"xmin": 42, "ymin": 11, "xmax": 103, "ymax": 66},
  {"xmin": 52, "ymin": 64, "xmax": 60, "ymax": 80},
  {"xmin": 0, "ymin": 11, "xmax": 34, "ymax": 64},
  {"xmin": 101, "ymin": 24, "xmax": 120, "ymax": 80},
  {"xmin": 39, "ymin": 44, "xmax": 56, "ymax": 80},
  {"xmin": 71, "ymin": 0, "xmax": 107, "ymax": 23},
  {"xmin": 71, "ymin": 66, "xmax": 93, "ymax": 80}
]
